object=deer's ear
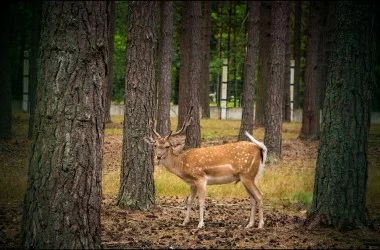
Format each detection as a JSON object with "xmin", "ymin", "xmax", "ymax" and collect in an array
[
  {"xmin": 171, "ymin": 141, "xmax": 184, "ymax": 154},
  {"xmin": 144, "ymin": 137, "xmax": 155, "ymax": 145}
]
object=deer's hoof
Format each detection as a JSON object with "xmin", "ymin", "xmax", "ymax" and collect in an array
[{"xmin": 245, "ymin": 223, "xmax": 254, "ymax": 229}]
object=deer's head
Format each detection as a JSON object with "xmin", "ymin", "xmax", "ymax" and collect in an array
[{"xmin": 144, "ymin": 107, "xmax": 193, "ymax": 163}]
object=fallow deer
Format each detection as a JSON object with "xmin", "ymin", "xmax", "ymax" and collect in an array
[{"xmin": 145, "ymin": 112, "xmax": 267, "ymax": 229}]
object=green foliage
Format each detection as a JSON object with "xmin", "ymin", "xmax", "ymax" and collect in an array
[
  {"xmin": 112, "ymin": 1, "xmax": 127, "ymax": 103},
  {"xmin": 113, "ymin": 33, "xmax": 126, "ymax": 103}
]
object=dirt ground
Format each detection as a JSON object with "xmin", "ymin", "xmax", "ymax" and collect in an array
[{"xmin": 1, "ymin": 132, "xmax": 380, "ymax": 249}]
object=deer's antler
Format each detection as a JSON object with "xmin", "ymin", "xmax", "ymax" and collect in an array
[{"xmin": 170, "ymin": 106, "xmax": 193, "ymax": 137}]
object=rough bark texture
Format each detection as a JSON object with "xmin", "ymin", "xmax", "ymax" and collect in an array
[
  {"xmin": 318, "ymin": 1, "xmax": 335, "ymax": 111},
  {"xmin": 300, "ymin": 1, "xmax": 323, "ymax": 140},
  {"xmin": 283, "ymin": 4, "xmax": 291, "ymax": 122},
  {"xmin": 264, "ymin": 1, "xmax": 288, "ymax": 159},
  {"xmin": 305, "ymin": 1, "xmax": 374, "ymax": 231},
  {"xmin": 156, "ymin": 1, "xmax": 173, "ymax": 136},
  {"xmin": 105, "ymin": 1, "xmax": 115, "ymax": 124},
  {"xmin": 238, "ymin": 1, "xmax": 259, "ymax": 141},
  {"xmin": 184, "ymin": 1, "xmax": 202, "ymax": 149},
  {"xmin": 0, "ymin": 2, "xmax": 12, "ymax": 140},
  {"xmin": 256, "ymin": 1, "xmax": 272, "ymax": 127},
  {"xmin": 293, "ymin": 1, "xmax": 301, "ymax": 110},
  {"xmin": 117, "ymin": 1, "xmax": 157, "ymax": 210},
  {"xmin": 177, "ymin": 3, "xmax": 190, "ymax": 130},
  {"xmin": 21, "ymin": 2, "xmax": 109, "ymax": 248},
  {"xmin": 200, "ymin": 1, "xmax": 212, "ymax": 119}
]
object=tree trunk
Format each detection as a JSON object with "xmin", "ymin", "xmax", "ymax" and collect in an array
[
  {"xmin": 184, "ymin": 1, "xmax": 202, "ymax": 149},
  {"xmin": 200, "ymin": 1, "xmax": 211, "ymax": 119},
  {"xmin": 305, "ymin": 1, "xmax": 375, "ymax": 231},
  {"xmin": 283, "ymin": 4, "xmax": 291, "ymax": 122},
  {"xmin": 156, "ymin": 1, "xmax": 173, "ymax": 136},
  {"xmin": 21, "ymin": 2, "xmax": 109, "ymax": 248},
  {"xmin": 104, "ymin": 1, "xmax": 116, "ymax": 124},
  {"xmin": 264, "ymin": 0, "xmax": 288, "ymax": 159},
  {"xmin": 293, "ymin": 0, "xmax": 302, "ymax": 110},
  {"xmin": 177, "ymin": 2, "xmax": 190, "ymax": 130},
  {"xmin": 300, "ymin": 1, "xmax": 322, "ymax": 140},
  {"xmin": 256, "ymin": 1, "xmax": 272, "ymax": 127},
  {"xmin": 117, "ymin": 1, "xmax": 157, "ymax": 210},
  {"xmin": 238, "ymin": 1, "xmax": 259, "ymax": 141},
  {"xmin": 318, "ymin": 1, "xmax": 335, "ymax": 112},
  {"xmin": 0, "ymin": 2, "xmax": 12, "ymax": 139}
]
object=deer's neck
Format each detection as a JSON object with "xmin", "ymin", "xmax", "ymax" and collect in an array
[{"xmin": 161, "ymin": 150, "xmax": 186, "ymax": 178}]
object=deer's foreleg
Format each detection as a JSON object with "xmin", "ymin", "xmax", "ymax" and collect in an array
[
  {"xmin": 183, "ymin": 185, "xmax": 197, "ymax": 226},
  {"xmin": 196, "ymin": 180, "xmax": 207, "ymax": 229}
]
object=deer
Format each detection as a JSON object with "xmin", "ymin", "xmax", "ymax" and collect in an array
[{"xmin": 145, "ymin": 109, "xmax": 267, "ymax": 229}]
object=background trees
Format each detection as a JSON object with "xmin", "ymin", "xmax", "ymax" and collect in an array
[
  {"xmin": 117, "ymin": 1, "xmax": 158, "ymax": 210},
  {"xmin": 299, "ymin": 1, "xmax": 323, "ymax": 140},
  {"xmin": 184, "ymin": 1, "xmax": 202, "ymax": 149},
  {"xmin": 2, "ymin": 1, "xmax": 379, "ymax": 241},
  {"xmin": 21, "ymin": 2, "xmax": 110, "ymax": 248},
  {"xmin": 156, "ymin": 1, "xmax": 173, "ymax": 136},
  {"xmin": 263, "ymin": 1, "xmax": 288, "ymax": 159},
  {"xmin": 238, "ymin": 1, "xmax": 259, "ymax": 141}
]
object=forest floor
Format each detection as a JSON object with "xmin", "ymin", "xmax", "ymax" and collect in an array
[{"xmin": 1, "ymin": 122, "xmax": 380, "ymax": 249}]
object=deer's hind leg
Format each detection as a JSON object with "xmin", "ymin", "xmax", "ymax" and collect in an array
[{"xmin": 240, "ymin": 177, "xmax": 264, "ymax": 229}]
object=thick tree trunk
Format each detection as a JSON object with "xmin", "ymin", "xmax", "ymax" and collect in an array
[
  {"xmin": 318, "ymin": 1, "xmax": 335, "ymax": 112},
  {"xmin": 156, "ymin": 1, "xmax": 173, "ymax": 136},
  {"xmin": 117, "ymin": 1, "xmax": 157, "ymax": 210},
  {"xmin": 264, "ymin": 1, "xmax": 288, "ymax": 159},
  {"xmin": 238, "ymin": 1, "xmax": 259, "ymax": 141},
  {"xmin": 184, "ymin": 1, "xmax": 202, "ymax": 149},
  {"xmin": 177, "ymin": 2, "xmax": 190, "ymax": 130},
  {"xmin": 256, "ymin": 1, "xmax": 272, "ymax": 127},
  {"xmin": 21, "ymin": 2, "xmax": 109, "ymax": 248},
  {"xmin": 305, "ymin": 1, "xmax": 374, "ymax": 231}
]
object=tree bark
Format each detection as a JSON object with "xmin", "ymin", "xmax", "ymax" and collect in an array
[
  {"xmin": 256, "ymin": 1, "xmax": 272, "ymax": 127},
  {"xmin": 184, "ymin": 1, "xmax": 202, "ymax": 149},
  {"xmin": 300, "ymin": 1, "xmax": 323, "ymax": 140},
  {"xmin": 283, "ymin": 3, "xmax": 291, "ymax": 122},
  {"xmin": 117, "ymin": 1, "xmax": 157, "ymax": 210},
  {"xmin": 156, "ymin": 1, "xmax": 173, "ymax": 136},
  {"xmin": 264, "ymin": 0, "xmax": 288, "ymax": 159},
  {"xmin": 305, "ymin": 1, "xmax": 375, "ymax": 231},
  {"xmin": 104, "ymin": 1, "xmax": 116, "ymax": 124},
  {"xmin": 293, "ymin": 0, "xmax": 302, "ymax": 110},
  {"xmin": 200, "ymin": 1, "xmax": 212, "ymax": 119},
  {"xmin": 177, "ymin": 2, "xmax": 190, "ymax": 130},
  {"xmin": 238, "ymin": 1, "xmax": 259, "ymax": 141},
  {"xmin": 21, "ymin": 2, "xmax": 109, "ymax": 248}
]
